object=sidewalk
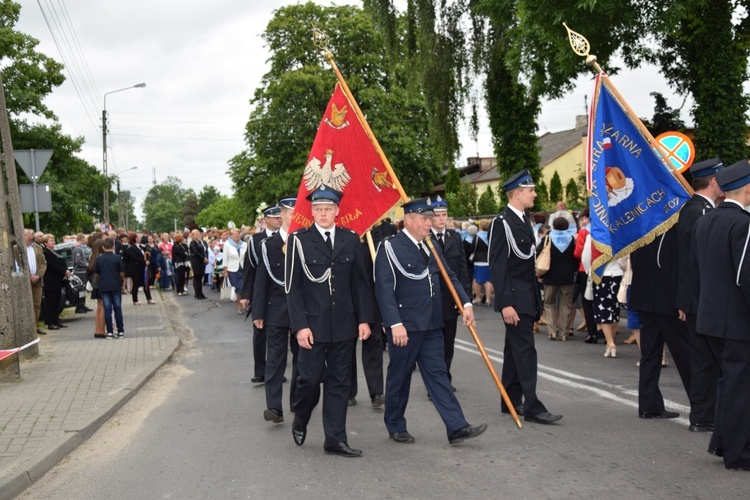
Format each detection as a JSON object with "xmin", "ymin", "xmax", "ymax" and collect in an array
[{"xmin": 0, "ymin": 291, "xmax": 181, "ymax": 499}]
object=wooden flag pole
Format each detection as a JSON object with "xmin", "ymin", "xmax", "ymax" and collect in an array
[
  {"xmin": 424, "ymin": 236, "xmax": 523, "ymax": 429},
  {"xmin": 314, "ymin": 28, "xmax": 520, "ymax": 428}
]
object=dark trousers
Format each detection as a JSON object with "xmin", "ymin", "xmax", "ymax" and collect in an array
[
  {"xmin": 637, "ymin": 312, "xmax": 692, "ymax": 413},
  {"xmin": 174, "ymin": 265, "xmax": 188, "ymax": 293},
  {"xmin": 349, "ymin": 326, "xmax": 384, "ymax": 399},
  {"xmin": 706, "ymin": 336, "xmax": 750, "ymax": 468},
  {"xmin": 264, "ymin": 324, "xmax": 299, "ymax": 412},
  {"xmin": 294, "ymin": 338, "xmax": 355, "ymax": 447},
  {"xmin": 686, "ymin": 314, "xmax": 718, "ymax": 425},
  {"xmin": 43, "ymin": 288, "xmax": 61, "ymax": 326},
  {"xmin": 253, "ymin": 325, "xmax": 267, "ymax": 379},
  {"xmin": 443, "ymin": 316, "xmax": 459, "ymax": 382},
  {"xmin": 131, "ymin": 269, "xmax": 151, "ymax": 303},
  {"xmin": 192, "ymin": 269, "xmax": 205, "ymax": 298},
  {"xmin": 384, "ymin": 328, "xmax": 468, "ymax": 436},
  {"xmin": 578, "ymin": 271, "xmax": 597, "ymax": 337},
  {"xmin": 501, "ymin": 314, "xmax": 546, "ymax": 417}
]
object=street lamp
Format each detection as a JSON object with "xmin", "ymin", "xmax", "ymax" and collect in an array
[
  {"xmin": 116, "ymin": 166, "xmax": 138, "ymax": 230},
  {"xmin": 102, "ymin": 82, "xmax": 146, "ymax": 226}
]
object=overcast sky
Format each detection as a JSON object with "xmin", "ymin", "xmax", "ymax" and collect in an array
[{"xmin": 15, "ymin": 0, "xmax": 693, "ymax": 220}]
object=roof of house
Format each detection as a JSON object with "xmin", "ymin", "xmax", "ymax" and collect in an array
[{"xmin": 538, "ymin": 124, "xmax": 587, "ymax": 168}]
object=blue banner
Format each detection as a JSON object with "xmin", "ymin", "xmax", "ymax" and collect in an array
[{"xmin": 586, "ymin": 74, "xmax": 692, "ymax": 281}]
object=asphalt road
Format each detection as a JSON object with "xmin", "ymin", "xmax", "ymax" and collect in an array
[{"xmin": 22, "ymin": 294, "xmax": 746, "ymax": 499}]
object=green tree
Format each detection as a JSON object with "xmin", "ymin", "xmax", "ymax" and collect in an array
[
  {"xmin": 641, "ymin": 92, "xmax": 686, "ymax": 137},
  {"xmin": 182, "ymin": 192, "xmax": 200, "ymax": 228},
  {"xmin": 229, "ymin": 3, "xmax": 438, "ymax": 212},
  {"xmin": 548, "ymin": 171, "xmax": 563, "ymax": 204},
  {"xmin": 198, "ymin": 185, "xmax": 221, "ymax": 211},
  {"xmin": 476, "ymin": 185, "xmax": 499, "ymax": 215},
  {"xmin": 143, "ymin": 177, "xmax": 185, "ymax": 232},
  {"xmin": 196, "ymin": 196, "xmax": 248, "ymax": 229},
  {"xmin": 445, "ymin": 165, "xmax": 461, "ymax": 195},
  {"xmin": 446, "ymin": 183, "xmax": 477, "ymax": 217},
  {"xmin": 565, "ymin": 177, "xmax": 583, "ymax": 209},
  {"xmin": 535, "ymin": 177, "xmax": 550, "ymax": 211}
]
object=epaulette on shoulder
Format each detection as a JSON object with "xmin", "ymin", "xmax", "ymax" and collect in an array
[
  {"xmin": 293, "ymin": 227, "xmax": 310, "ymax": 236},
  {"xmin": 342, "ymin": 227, "xmax": 356, "ymax": 234},
  {"xmin": 384, "ymin": 234, "xmax": 397, "ymax": 241}
]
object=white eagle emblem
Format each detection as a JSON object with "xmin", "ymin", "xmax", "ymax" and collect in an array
[{"xmin": 303, "ymin": 149, "xmax": 351, "ymax": 192}]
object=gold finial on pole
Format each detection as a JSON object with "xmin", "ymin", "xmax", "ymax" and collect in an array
[
  {"xmin": 311, "ymin": 22, "xmax": 333, "ymax": 59},
  {"xmin": 563, "ymin": 22, "xmax": 603, "ymax": 73}
]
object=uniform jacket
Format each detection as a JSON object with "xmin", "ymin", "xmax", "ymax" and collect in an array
[
  {"xmin": 431, "ymin": 228, "xmax": 470, "ymax": 320},
  {"xmin": 692, "ymin": 201, "xmax": 750, "ymax": 340},
  {"xmin": 42, "ymin": 246, "xmax": 68, "ymax": 291},
  {"xmin": 675, "ymin": 194, "xmax": 714, "ymax": 314},
  {"xmin": 374, "ymin": 230, "xmax": 470, "ymax": 332},
  {"xmin": 252, "ymin": 232, "xmax": 290, "ymax": 328},
  {"xmin": 285, "ymin": 226, "xmax": 373, "ymax": 342},
  {"xmin": 30, "ymin": 243, "xmax": 47, "ymax": 288},
  {"xmin": 629, "ymin": 228, "xmax": 680, "ymax": 315},
  {"xmin": 488, "ymin": 206, "xmax": 543, "ymax": 318},
  {"xmin": 241, "ymin": 231, "xmax": 271, "ymax": 301}
]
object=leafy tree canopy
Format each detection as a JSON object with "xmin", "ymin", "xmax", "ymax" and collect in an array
[{"xmin": 196, "ymin": 196, "xmax": 248, "ymax": 229}]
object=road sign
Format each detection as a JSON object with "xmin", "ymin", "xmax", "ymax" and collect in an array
[
  {"xmin": 14, "ymin": 149, "xmax": 53, "ymax": 181},
  {"xmin": 20, "ymin": 184, "xmax": 52, "ymax": 213},
  {"xmin": 655, "ymin": 132, "xmax": 695, "ymax": 173}
]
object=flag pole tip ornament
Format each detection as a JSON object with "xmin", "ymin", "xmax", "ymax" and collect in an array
[
  {"xmin": 431, "ymin": 195, "xmax": 448, "ymax": 212},
  {"xmin": 715, "ymin": 160, "xmax": 750, "ymax": 191},
  {"xmin": 307, "ymin": 184, "xmax": 343, "ymax": 205},
  {"xmin": 278, "ymin": 195, "xmax": 296, "ymax": 210},
  {"xmin": 402, "ymin": 197, "xmax": 435, "ymax": 216},
  {"xmin": 563, "ymin": 23, "xmax": 602, "ymax": 72},
  {"xmin": 502, "ymin": 169, "xmax": 535, "ymax": 191},
  {"xmin": 263, "ymin": 205, "xmax": 281, "ymax": 218},
  {"xmin": 690, "ymin": 157, "xmax": 724, "ymax": 179}
]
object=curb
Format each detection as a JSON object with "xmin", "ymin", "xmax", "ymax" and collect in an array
[{"xmin": 0, "ymin": 293, "xmax": 182, "ymax": 500}]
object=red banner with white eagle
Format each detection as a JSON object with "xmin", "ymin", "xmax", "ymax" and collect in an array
[{"xmin": 288, "ymin": 83, "xmax": 401, "ymax": 236}]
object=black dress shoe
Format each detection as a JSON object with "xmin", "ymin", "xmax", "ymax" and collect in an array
[
  {"xmin": 525, "ymin": 412, "xmax": 563, "ymax": 424},
  {"xmin": 689, "ymin": 423, "xmax": 714, "ymax": 433},
  {"xmin": 726, "ymin": 464, "xmax": 750, "ymax": 471},
  {"xmin": 324, "ymin": 442, "xmax": 362, "ymax": 457},
  {"xmin": 47, "ymin": 324, "xmax": 61, "ymax": 330},
  {"xmin": 389, "ymin": 431, "xmax": 415, "ymax": 444},
  {"xmin": 371, "ymin": 394, "xmax": 385, "ymax": 407},
  {"xmin": 501, "ymin": 405, "xmax": 525, "ymax": 417},
  {"xmin": 55, "ymin": 323, "xmax": 68, "ymax": 328},
  {"xmin": 263, "ymin": 408, "xmax": 284, "ymax": 423},
  {"xmin": 282, "ymin": 376, "xmax": 288, "ymax": 383},
  {"xmin": 251, "ymin": 376, "xmax": 265, "ymax": 383},
  {"xmin": 347, "ymin": 397, "xmax": 357, "ymax": 406},
  {"xmin": 37, "ymin": 329, "xmax": 47, "ymax": 335},
  {"xmin": 448, "ymin": 423, "xmax": 487, "ymax": 444},
  {"xmin": 707, "ymin": 447, "xmax": 724, "ymax": 457},
  {"xmin": 292, "ymin": 419, "xmax": 306, "ymax": 446},
  {"xmin": 639, "ymin": 410, "xmax": 679, "ymax": 419}
]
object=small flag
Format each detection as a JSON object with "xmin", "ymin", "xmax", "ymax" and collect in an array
[
  {"xmin": 288, "ymin": 83, "xmax": 401, "ymax": 236},
  {"xmin": 586, "ymin": 73, "xmax": 691, "ymax": 282}
]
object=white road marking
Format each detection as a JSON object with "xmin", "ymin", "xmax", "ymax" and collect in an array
[{"xmin": 454, "ymin": 338, "xmax": 691, "ymax": 426}]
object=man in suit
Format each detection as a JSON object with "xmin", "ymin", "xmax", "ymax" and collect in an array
[
  {"xmin": 630, "ymin": 227, "xmax": 692, "ymax": 419},
  {"xmin": 488, "ymin": 170, "xmax": 562, "ymax": 424},
  {"xmin": 252, "ymin": 196, "xmax": 299, "ymax": 424},
  {"xmin": 25, "ymin": 229, "xmax": 47, "ymax": 335},
  {"xmin": 285, "ymin": 185, "xmax": 373, "ymax": 457},
  {"xmin": 693, "ymin": 159, "xmax": 750, "ymax": 470},
  {"xmin": 675, "ymin": 158, "xmax": 724, "ymax": 432},
  {"xmin": 241, "ymin": 205, "xmax": 283, "ymax": 383},
  {"xmin": 374, "ymin": 197, "xmax": 486, "ymax": 445},
  {"xmin": 430, "ymin": 195, "xmax": 470, "ymax": 387}
]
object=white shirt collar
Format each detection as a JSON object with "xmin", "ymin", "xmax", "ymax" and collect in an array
[
  {"xmin": 696, "ymin": 192, "xmax": 716, "ymax": 209},
  {"xmin": 314, "ymin": 223, "xmax": 336, "ymax": 245},
  {"xmin": 403, "ymin": 229, "xmax": 430, "ymax": 254},
  {"xmin": 724, "ymin": 198, "xmax": 745, "ymax": 209},
  {"xmin": 279, "ymin": 227, "xmax": 288, "ymax": 242},
  {"xmin": 265, "ymin": 228, "xmax": 275, "ymax": 237},
  {"xmin": 507, "ymin": 204, "xmax": 525, "ymax": 221},
  {"xmin": 431, "ymin": 228, "xmax": 445, "ymax": 237}
]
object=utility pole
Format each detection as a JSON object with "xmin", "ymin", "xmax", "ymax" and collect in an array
[{"xmin": 0, "ymin": 71, "xmax": 38, "ymax": 380}]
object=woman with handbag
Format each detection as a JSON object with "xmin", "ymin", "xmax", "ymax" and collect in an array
[
  {"xmin": 222, "ymin": 228, "xmax": 247, "ymax": 313},
  {"xmin": 538, "ymin": 217, "xmax": 578, "ymax": 341}
]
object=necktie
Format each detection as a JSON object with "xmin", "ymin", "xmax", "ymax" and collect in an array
[
  {"xmin": 436, "ymin": 232, "xmax": 445, "ymax": 250},
  {"xmin": 418, "ymin": 242, "xmax": 429, "ymax": 263},
  {"xmin": 325, "ymin": 231, "xmax": 333, "ymax": 253}
]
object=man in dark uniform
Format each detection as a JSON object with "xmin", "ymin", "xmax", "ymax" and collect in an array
[
  {"xmin": 675, "ymin": 158, "xmax": 724, "ymax": 432},
  {"xmin": 630, "ymin": 228, "xmax": 692, "ymax": 419},
  {"xmin": 430, "ymin": 195, "xmax": 470, "ymax": 388},
  {"xmin": 252, "ymin": 196, "xmax": 299, "ymax": 424},
  {"xmin": 285, "ymin": 185, "xmax": 373, "ymax": 457},
  {"xmin": 241, "ymin": 205, "xmax": 283, "ymax": 383},
  {"xmin": 488, "ymin": 170, "xmax": 562, "ymax": 424},
  {"xmin": 374, "ymin": 197, "xmax": 486, "ymax": 445},
  {"xmin": 693, "ymin": 159, "xmax": 750, "ymax": 470}
]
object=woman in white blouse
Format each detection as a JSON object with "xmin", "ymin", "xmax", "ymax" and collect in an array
[{"xmin": 222, "ymin": 228, "xmax": 247, "ymax": 314}]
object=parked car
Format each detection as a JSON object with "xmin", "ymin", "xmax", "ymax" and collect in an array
[{"xmin": 42, "ymin": 242, "xmax": 88, "ymax": 313}]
